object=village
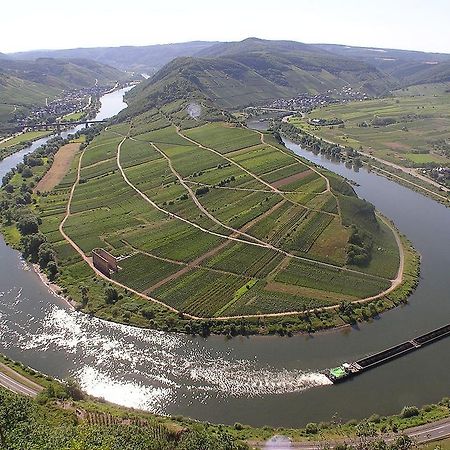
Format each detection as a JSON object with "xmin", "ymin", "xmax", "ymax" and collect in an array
[
  {"xmin": 263, "ymin": 85, "xmax": 370, "ymax": 113},
  {"xmin": 14, "ymin": 83, "xmax": 118, "ymax": 129}
]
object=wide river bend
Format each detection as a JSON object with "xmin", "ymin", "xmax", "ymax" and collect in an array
[{"xmin": 0, "ymin": 103, "xmax": 449, "ymax": 427}]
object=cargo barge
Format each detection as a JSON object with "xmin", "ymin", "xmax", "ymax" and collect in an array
[{"xmin": 325, "ymin": 323, "xmax": 450, "ymax": 383}]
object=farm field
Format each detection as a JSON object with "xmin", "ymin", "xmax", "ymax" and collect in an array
[
  {"xmin": 38, "ymin": 103, "xmax": 402, "ymax": 319},
  {"xmin": 35, "ymin": 142, "xmax": 81, "ymax": 192},
  {"xmin": 0, "ymin": 130, "xmax": 51, "ymax": 150},
  {"xmin": 289, "ymin": 83, "xmax": 450, "ymax": 168}
]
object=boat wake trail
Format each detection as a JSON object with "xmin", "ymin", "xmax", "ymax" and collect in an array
[{"xmin": 9, "ymin": 305, "xmax": 331, "ymax": 412}]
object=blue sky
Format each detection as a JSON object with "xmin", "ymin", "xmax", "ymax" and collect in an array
[{"xmin": 3, "ymin": 0, "xmax": 450, "ymax": 53}]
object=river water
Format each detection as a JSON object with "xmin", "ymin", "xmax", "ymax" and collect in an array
[{"xmin": 0, "ymin": 106, "xmax": 449, "ymax": 428}]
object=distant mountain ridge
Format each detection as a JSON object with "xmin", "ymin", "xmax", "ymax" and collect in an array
[
  {"xmin": 10, "ymin": 38, "xmax": 450, "ymax": 90},
  {"xmin": 9, "ymin": 42, "xmax": 217, "ymax": 73},
  {"xmin": 314, "ymin": 43, "xmax": 450, "ymax": 86}
]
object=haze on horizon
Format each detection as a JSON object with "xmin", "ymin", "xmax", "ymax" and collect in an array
[{"xmin": 2, "ymin": 0, "xmax": 450, "ymax": 55}]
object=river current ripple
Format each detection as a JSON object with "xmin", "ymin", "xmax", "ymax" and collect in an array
[{"xmin": 0, "ymin": 278, "xmax": 330, "ymax": 413}]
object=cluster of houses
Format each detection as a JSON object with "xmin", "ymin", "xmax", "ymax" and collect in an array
[
  {"xmin": 15, "ymin": 85, "xmax": 112, "ymax": 128},
  {"xmin": 264, "ymin": 86, "xmax": 370, "ymax": 114},
  {"xmin": 422, "ymin": 166, "xmax": 450, "ymax": 188}
]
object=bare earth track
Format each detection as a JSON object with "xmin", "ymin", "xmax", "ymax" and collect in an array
[
  {"xmin": 57, "ymin": 122, "xmax": 406, "ymax": 320},
  {"xmin": 35, "ymin": 142, "xmax": 81, "ymax": 192}
]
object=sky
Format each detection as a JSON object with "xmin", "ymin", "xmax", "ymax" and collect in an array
[{"xmin": 2, "ymin": 0, "xmax": 450, "ymax": 54}]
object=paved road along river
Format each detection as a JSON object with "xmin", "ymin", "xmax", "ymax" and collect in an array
[{"xmin": 0, "ymin": 107, "xmax": 449, "ymax": 428}]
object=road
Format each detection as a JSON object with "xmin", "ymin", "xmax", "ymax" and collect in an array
[
  {"xmin": 249, "ymin": 417, "xmax": 450, "ymax": 449},
  {"xmin": 0, "ymin": 363, "xmax": 43, "ymax": 397},
  {"xmin": 283, "ymin": 115, "xmax": 449, "ymax": 201},
  {"xmin": 1, "ymin": 358, "xmax": 449, "ymax": 448}
]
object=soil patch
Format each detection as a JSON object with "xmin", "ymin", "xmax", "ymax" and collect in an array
[
  {"xmin": 35, "ymin": 143, "xmax": 81, "ymax": 192},
  {"xmin": 272, "ymin": 169, "xmax": 313, "ymax": 188}
]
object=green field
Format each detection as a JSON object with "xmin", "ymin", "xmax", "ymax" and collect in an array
[
  {"xmin": 0, "ymin": 130, "xmax": 52, "ymax": 149},
  {"xmin": 29, "ymin": 104, "xmax": 402, "ymax": 318},
  {"xmin": 62, "ymin": 110, "xmax": 86, "ymax": 121},
  {"xmin": 289, "ymin": 83, "xmax": 450, "ymax": 168}
]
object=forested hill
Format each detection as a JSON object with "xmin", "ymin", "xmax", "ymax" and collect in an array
[
  {"xmin": 10, "ymin": 38, "xmax": 450, "ymax": 92},
  {"xmin": 0, "ymin": 57, "xmax": 127, "ymax": 90},
  {"xmin": 125, "ymin": 38, "xmax": 393, "ymax": 111}
]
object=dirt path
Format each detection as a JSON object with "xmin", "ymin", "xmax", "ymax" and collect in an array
[
  {"xmin": 133, "ymin": 137, "xmax": 267, "ymax": 246},
  {"xmin": 58, "ymin": 141, "xmax": 201, "ymax": 319},
  {"xmin": 257, "ymin": 130, "xmax": 331, "ymax": 192},
  {"xmin": 35, "ymin": 143, "xmax": 81, "ymax": 192},
  {"xmin": 176, "ymin": 127, "xmax": 336, "ymax": 215},
  {"xmin": 57, "ymin": 132, "xmax": 406, "ymax": 321},
  {"xmin": 120, "ymin": 136, "xmax": 382, "ymax": 280},
  {"xmin": 144, "ymin": 199, "xmax": 288, "ymax": 293},
  {"xmin": 176, "ymin": 127, "xmax": 283, "ymax": 193},
  {"xmin": 214, "ymin": 214, "xmax": 405, "ymax": 320}
]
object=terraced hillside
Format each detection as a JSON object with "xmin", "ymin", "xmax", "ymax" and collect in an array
[
  {"xmin": 126, "ymin": 38, "xmax": 393, "ymax": 111},
  {"xmin": 37, "ymin": 102, "xmax": 403, "ymax": 319},
  {"xmin": 0, "ymin": 57, "xmax": 128, "ymax": 127}
]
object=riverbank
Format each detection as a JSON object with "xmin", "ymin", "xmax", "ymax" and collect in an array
[
  {"xmin": 280, "ymin": 118, "xmax": 449, "ymax": 206},
  {"xmin": 1, "ymin": 351, "xmax": 449, "ymax": 449},
  {"xmin": 0, "ymin": 122, "xmax": 421, "ymax": 337},
  {"xmin": 0, "ymin": 84, "xmax": 447, "ymax": 427},
  {"xmin": 0, "ymin": 130, "xmax": 53, "ymax": 161}
]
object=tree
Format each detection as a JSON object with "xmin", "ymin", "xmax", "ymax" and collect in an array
[
  {"xmin": 38, "ymin": 243, "xmax": 56, "ymax": 269},
  {"xmin": 17, "ymin": 215, "xmax": 39, "ymax": 235},
  {"xmin": 21, "ymin": 232, "xmax": 46, "ymax": 261},
  {"xmin": 47, "ymin": 261, "xmax": 58, "ymax": 280},
  {"xmin": 63, "ymin": 378, "xmax": 84, "ymax": 401},
  {"xmin": 21, "ymin": 166, "xmax": 33, "ymax": 178},
  {"xmin": 306, "ymin": 422, "xmax": 319, "ymax": 434},
  {"xmin": 400, "ymin": 406, "xmax": 419, "ymax": 418},
  {"xmin": 105, "ymin": 286, "xmax": 118, "ymax": 304}
]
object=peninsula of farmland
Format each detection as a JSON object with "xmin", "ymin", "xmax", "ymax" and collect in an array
[{"xmin": 37, "ymin": 99, "xmax": 406, "ymax": 321}]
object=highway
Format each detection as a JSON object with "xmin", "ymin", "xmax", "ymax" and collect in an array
[
  {"xmin": 0, "ymin": 363, "xmax": 43, "ymax": 397},
  {"xmin": 249, "ymin": 417, "xmax": 450, "ymax": 449},
  {"xmin": 1, "ymin": 359, "xmax": 449, "ymax": 447}
]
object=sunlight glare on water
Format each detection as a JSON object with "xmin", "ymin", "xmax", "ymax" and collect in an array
[{"xmin": 12, "ymin": 303, "xmax": 331, "ymax": 412}]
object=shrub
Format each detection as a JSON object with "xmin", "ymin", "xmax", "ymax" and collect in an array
[
  {"xmin": 305, "ymin": 422, "xmax": 318, "ymax": 434},
  {"xmin": 401, "ymin": 406, "xmax": 419, "ymax": 418},
  {"xmin": 105, "ymin": 286, "xmax": 119, "ymax": 304}
]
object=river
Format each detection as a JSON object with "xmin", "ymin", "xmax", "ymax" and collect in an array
[{"xmin": 0, "ymin": 107, "xmax": 449, "ymax": 428}]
